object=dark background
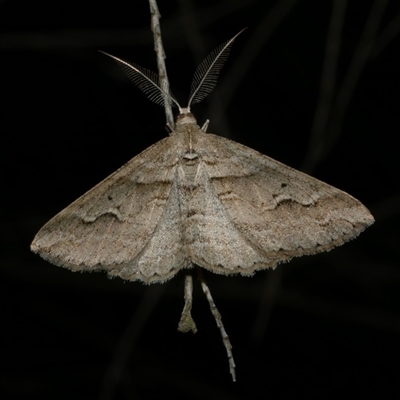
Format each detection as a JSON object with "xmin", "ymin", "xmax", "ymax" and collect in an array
[{"xmin": 1, "ymin": 0, "xmax": 399, "ymax": 398}]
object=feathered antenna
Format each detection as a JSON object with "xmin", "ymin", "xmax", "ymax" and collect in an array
[
  {"xmin": 187, "ymin": 29, "xmax": 246, "ymax": 109},
  {"xmin": 99, "ymin": 51, "xmax": 182, "ymax": 111},
  {"xmin": 99, "ymin": 29, "xmax": 246, "ymax": 116}
]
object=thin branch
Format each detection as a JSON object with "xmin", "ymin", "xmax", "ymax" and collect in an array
[
  {"xmin": 197, "ymin": 269, "xmax": 236, "ymax": 382},
  {"xmin": 178, "ymin": 273, "xmax": 198, "ymax": 334},
  {"xmin": 149, "ymin": 0, "xmax": 175, "ymax": 129}
]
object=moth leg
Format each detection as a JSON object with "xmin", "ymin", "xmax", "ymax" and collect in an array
[
  {"xmin": 165, "ymin": 122, "xmax": 174, "ymax": 134},
  {"xmin": 201, "ymin": 119, "xmax": 210, "ymax": 132}
]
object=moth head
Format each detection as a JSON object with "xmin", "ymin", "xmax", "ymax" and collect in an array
[{"xmin": 176, "ymin": 109, "xmax": 197, "ymax": 126}]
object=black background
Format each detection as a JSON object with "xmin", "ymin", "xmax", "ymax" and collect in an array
[{"xmin": 1, "ymin": 0, "xmax": 399, "ymax": 399}]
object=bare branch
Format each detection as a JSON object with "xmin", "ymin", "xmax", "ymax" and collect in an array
[
  {"xmin": 149, "ymin": 0, "xmax": 175, "ymax": 129},
  {"xmin": 178, "ymin": 273, "xmax": 198, "ymax": 334},
  {"xmin": 197, "ymin": 269, "xmax": 236, "ymax": 382}
]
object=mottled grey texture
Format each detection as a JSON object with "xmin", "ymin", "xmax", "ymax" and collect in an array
[{"xmin": 31, "ymin": 113, "xmax": 374, "ymax": 283}]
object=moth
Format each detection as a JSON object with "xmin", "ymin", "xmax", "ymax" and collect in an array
[{"xmin": 31, "ymin": 30, "xmax": 374, "ymax": 381}]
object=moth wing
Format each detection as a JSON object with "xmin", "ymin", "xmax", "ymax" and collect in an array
[
  {"xmin": 198, "ymin": 133, "xmax": 374, "ymax": 274},
  {"xmin": 31, "ymin": 136, "xmax": 189, "ymax": 283}
]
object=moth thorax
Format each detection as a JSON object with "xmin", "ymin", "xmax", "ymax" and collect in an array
[{"xmin": 176, "ymin": 111, "xmax": 197, "ymax": 126}]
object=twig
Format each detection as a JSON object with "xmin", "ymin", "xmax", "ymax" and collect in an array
[
  {"xmin": 197, "ymin": 269, "xmax": 236, "ymax": 382},
  {"xmin": 178, "ymin": 273, "xmax": 198, "ymax": 333},
  {"xmin": 148, "ymin": 0, "xmax": 175, "ymax": 129}
]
